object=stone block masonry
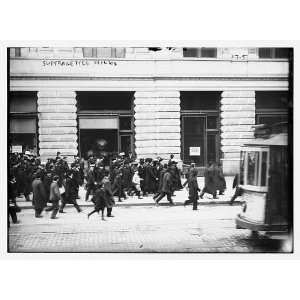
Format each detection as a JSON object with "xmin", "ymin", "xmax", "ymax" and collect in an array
[
  {"xmin": 134, "ymin": 91, "xmax": 181, "ymax": 160},
  {"xmin": 220, "ymin": 90, "xmax": 255, "ymax": 175},
  {"xmin": 38, "ymin": 91, "xmax": 78, "ymax": 162}
]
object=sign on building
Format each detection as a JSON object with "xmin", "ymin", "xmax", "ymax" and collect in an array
[
  {"xmin": 189, "ymin": 147, "xmax": 200, "ymax": 156},
  {"xmin": 11, "ymin": 145, "xmax": 22, "ymax": 153}
]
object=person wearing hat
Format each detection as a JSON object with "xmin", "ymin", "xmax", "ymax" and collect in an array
[
  {"xmin": 144, "ymin": 158, "xmax": 157, "ymax": 195},
  {"xmin": 153, "ymin": 166, "xmax": 175, "ymax": 205},
  {"xmin": 32, "ymin": 170, "xmax": 47, "ymax": 218},
  {"xmin": 138, "ymin": 159, "xmax": 146, "ymax": 196},
  {"xmin": 112, "ymin": 169, "xmax": 126, "ymax": 202},
  {"xmin": 59, "ymin": 171, "xmax": 82, "ymax": 213},
  {"xmin": 85, "ymin": 164, "xmax": 96, "ymax": 201},
  {"xmin": 47, "ymin": 175, "xmax": 61, "ymax": 219},
  {"xmin": 183, "ymin": 169, "xmax": 201, "ymax": 210}
]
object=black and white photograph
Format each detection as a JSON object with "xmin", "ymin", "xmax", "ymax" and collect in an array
[{"xmin": 7, "ymin": 46, "xmax": 293, "ymax": 253}]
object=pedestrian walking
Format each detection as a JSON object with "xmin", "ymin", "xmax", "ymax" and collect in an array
[
  {"xmin": 199, "ymin": 162, "xmax": 217, "ymax": 199},
  {"xmin": 85, "ymin": 164, "xmax": 96, "ymax": 201},
  {"xmin": 183, "ymin": 169, "xmax": 201, "ymax": 210},
  {"xmin": 132, "ymin": 170, "xmax": 143, "ymax": 199},
  {"xmin": 59, "ymin": 171, "xmax": 82, "ymax": 213},
  {"xmin": 153, "ymin": 167, "xmax": 174, "ymax": 205},
  {"xmin": 32, "ymin": 171, "xmax": 47, "ymax": 218},
  {"xmin": 229, "ymin": 173, "xmax": 243, "ymax": 205},
  {"xmin": 215, "ymin": 163, "xmax": 226, "ymax": 195},
  {"xmin": 46, "ymin": 175, "xmax": 61, "ymax": 219}
]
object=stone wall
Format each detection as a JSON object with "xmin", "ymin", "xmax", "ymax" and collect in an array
[
  {"xmin": 134, "ymin": 90, "xmax": 181, "ymax": 160},
  {"xmin": 38, "ymin": 90, "xmax": 78, "ymax": 162},
  {"xmin": 220, "ymin": 90, "xmax": 256, "ymax": 175}
]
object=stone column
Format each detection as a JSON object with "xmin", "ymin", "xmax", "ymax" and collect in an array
[
  {"xmin": 134, "ymin": 90, "xmax": 181, "ymax": 160},
  {"xmin": 220, "ymin": 90, "xmax": 256, "ymax": 175},
  {"xmin": 37, "ymin": 90, "xmax": 78, "ymax": 162}
]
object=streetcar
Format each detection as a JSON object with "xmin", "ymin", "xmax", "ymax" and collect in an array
[{"xmin": 235, "ymin": 122, "xmax": 292, "ymax": 237}]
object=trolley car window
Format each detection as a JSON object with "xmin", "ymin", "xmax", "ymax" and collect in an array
[
  {"xmin": 247, "ymin": 152, "xmax": 260, "ymax": 186},
  {"xmin": 261, "ymin": 152, "xmax": 268, "ymax": 186}
]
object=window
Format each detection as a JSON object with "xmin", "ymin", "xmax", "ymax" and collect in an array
[
  {"xmin": 180, "ymin": 91, "xmax": 221, "ymax": 110},
  {"xmin": 258, "ymin": 48, "xmax": 291, "ymax": 59},
  {"xmin": 247, "ymin": 151, "xmax": 260, "ymax": 186},
  {"xmin": 9, "ymin": 91, "xmax": 38, "ymax": 154},
  {"xmin": 183, "ymin": 47, "xmax": 217, "ymax": 58},
  {"xmin": 77, "ymin": 91, "xmax": 134, "ymax": 111},
  {"xmin": 255, "ymin": 91, "xmax": 289, "ymax": 126},
  {"xmin": 241, "ymin": 149, "xmax": 269, "ymax": 187},
  {"xmin": 82, "ymin": 47, "xmax": 126, "ymax": 58},
  {"xmin": 119, "ymin": 116, "xmax": 132, "ymax": 131}
]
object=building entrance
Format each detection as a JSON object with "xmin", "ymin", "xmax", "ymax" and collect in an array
[{"xmin": 180, "ymin": 91, "xmax": 221, "ymax": 169}]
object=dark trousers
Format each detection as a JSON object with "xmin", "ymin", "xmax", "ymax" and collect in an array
[
  {"xmin": 85, "ymin": 186, "xmax": 94, "ymax": 201},
  {"xmin": 184, "ymin": 197, "xmax": 198, "ymax": 210},
  {"xmin": 60, "ymin": 195, "xmax": 81, "ymax": 212},
  {"xmin": 107, "ymin": 207, "xmax": 113, "ymax": 216},
  {"xmin": 113, "ymin": 187, "xmax": 126, "ymax": 201},
  {"xmin": 35, "ymin": 208, "xmax": 43, "ymax": 217},
  {"xmin": 46, "ymin": 199, "xmax": 60, "ymax": 218},
  {"xmin": 154, "ymin": 192, "xmax": 173, "ymax": 203},
  {"xmin": 199, "ymin": 187, "xmax": 217, "ymax": 198},
  {"xmin": 8, "ymin": 206, "xmax": 18, "ymax": 223}
]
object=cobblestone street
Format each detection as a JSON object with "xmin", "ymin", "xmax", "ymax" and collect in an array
[{"xmin": 8, "ymin": 197, "xmax": 289, "ymax": 253}]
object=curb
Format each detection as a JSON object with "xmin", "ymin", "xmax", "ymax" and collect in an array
[{"xmin": 17, "ymin": 201, "xmax": 242, "ymax": 210}]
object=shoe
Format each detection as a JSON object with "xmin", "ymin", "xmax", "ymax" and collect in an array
[
  {"xmin": 50, "ymin": 216, "xmax": 58, "ymax": 219},
  {"xmin": 170, "ymin": 201, "xmax": 175, "ymax": 206},
  {"xmin": 59, "ymin": 210, "xmax": 66, "ymax": 213},
  {"xmin": 35, "ymin": 215, "xmax": 43, "ymax": 218},
  {"xmin": 13, "ymin": 220, "xmax": 20, "ymax": 224},
  {"xmin": 77, "ymin": 209, "xmax": 82, "ymax": 213},
  {"xmin": 200, "ymin": 195, "xmax": 203, "ymax": 199},
  {"xmin": 183, "ymin": 201, "xmax": 187, "ymax": 207},
  {"xmin": 138, "ymin": 196, "xmax": 143, "ymax": 199},
  {"xmin": 118, "ymin": 200, "xmax": 123, "ymax": 202},
  {"xmin": 107, "ymin": 215, "xmax": 115, "ymax": 217}
]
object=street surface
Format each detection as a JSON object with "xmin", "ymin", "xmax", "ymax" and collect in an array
[{"xmin": 9, "ymin": 200, "xmax": 289, "ymax": 253}]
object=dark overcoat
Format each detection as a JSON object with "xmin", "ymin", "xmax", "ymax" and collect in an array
[
  {"xmin": 161, "ymin": 171, "xmax": 172, "ymax": 193},
  {"xmin": 145, "ymin": 164, "xmax": 157, "ymax": 192},
  {"xmin": 188, "ymin": 176, "xmax": 200, "ymax": 200},
  {"xmin": 32, "ymin": 178, "xmax": 47, "ymax": 210},
  {"xmin": 215, "ymin": 165, "xmax": 226, "ymax": 191},
  {"xmin": 203, "ymin": 165, "xmax": 217, "ymax": 194}
]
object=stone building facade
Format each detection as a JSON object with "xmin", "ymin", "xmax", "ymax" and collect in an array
[{"xmin": 9, "ymin": 47, "xmax": 291, "ymax": 174}]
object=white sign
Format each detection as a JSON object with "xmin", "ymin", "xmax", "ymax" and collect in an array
[
  {"xmin": 11, "ymin": 145, "xmax": 22, "ymax": 153},
  {"xmin": 189, "ymin": 147, "xmax": 200, "ymax": 156}
]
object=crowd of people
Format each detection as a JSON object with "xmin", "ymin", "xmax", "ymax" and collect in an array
[{"xmin": 8, "ymin": 151, "xmax": 228, "ymax": 225}]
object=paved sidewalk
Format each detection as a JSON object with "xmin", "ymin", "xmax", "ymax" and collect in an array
[{"xmin": 16, "ymin": 176, "xmax": 240, "ymax": 209}]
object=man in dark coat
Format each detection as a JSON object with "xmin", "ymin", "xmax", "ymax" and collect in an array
[
  {"xmin": 59, "ymin": 172, "xmax": 82, "ymax": 213},
  {"xmin": 183, "ymin": 169, "xmax": 201, "ymax": 210},
  {"xmin": 112, "ymin": 170, "xmax": 126, "ymax": 202},
  {"xmin": 32, "ymin": 171, "xmax": 47, "ymax": 218},
  {"xmin": 153, "ymin": 163, "xmax": 167, "ymax": 199},
  {"xmin": 215, "ymin": 163, "xmax": 226, "ymax": 195},
  {"xmin": 43, "ymin": 171, "xmax": 53, "ymax": 204},
  {"xmin": 85, "ymin": 164, "xmax": 96, "ymax": 201},
  {"xmin": 47, "ymin": 175, "xmax": 61, "ymax": 219},
  {"xmin": 138, "ymin": 159, "xmax": 146, "ymax": 196},
  {"xmin": 153, "ymin": 167, "xmax": 174, "ymax": 205},
  {"xmin": 144, "ymin": 159, "xmax": 157, "ymax": 194},
  {"xmin": 199, "ymin": 162, "xmax": 217, "ymax": 199}
]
